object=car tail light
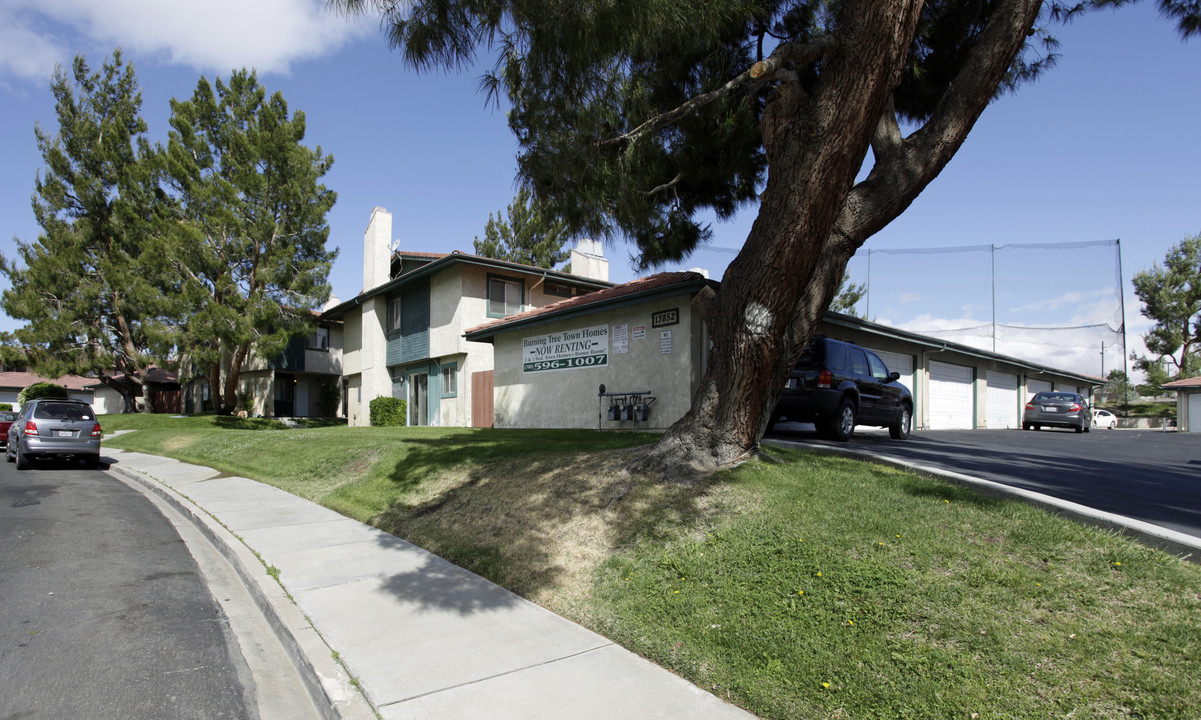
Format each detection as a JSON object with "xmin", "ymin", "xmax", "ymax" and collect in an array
[
  {"xmin": 91, "ymin": 423, "xmax": 102, "ymax": 437},
  {"xmin": 1068, "ymin": 403, "xmax": 1081, "ymax": 412},
  {"xmin": 818, "ymin": 370, "xmax": 833, "ymax": 388},
  {"xmin": 24, "ymin": 420, "xmax": 38, "ymax": 436},
  {"xmin": 1024, "ymin": 402, "xmax": 1034, "ymax": 410}
]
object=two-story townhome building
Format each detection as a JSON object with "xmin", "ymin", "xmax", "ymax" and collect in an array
[
  {"xmin": 324, "ymin": 206, "xmax": 613, "ymax": 427},
  {"xmin": 179, "ymin": 315, "xmax": 345, "ymax": 418}
]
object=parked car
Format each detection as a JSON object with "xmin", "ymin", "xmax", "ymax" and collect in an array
[
  {"xmin": 1022, "ymin": 392, "xmax": 1092, "ymax": 433},
  {"xmin": 768, "ymin": 336, "xmax": 913, "ymax": 441},
  {"xmin": 0, "ymin": 412, "xmax": 16, "ymax": 450},
  {"xmin": 6, "ymin": 398, "xmax": 102, "ymax": 469},
  {"xmin": 1092, "ymin": 409, "xmax": 1118, "ymax": 429}
]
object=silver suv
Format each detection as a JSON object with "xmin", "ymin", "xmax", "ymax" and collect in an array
[{"xmin": 6, "ymin": 398, "xmax": 102, "ymax": 469}]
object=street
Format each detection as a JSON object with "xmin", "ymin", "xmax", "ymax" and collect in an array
[
  {"xmin": 768, "ymin": 425, "xmax": 1201, "ymax": 540},
  {"xmin": 0, "ymin": 458, "xmax": 303, "ymax": 719}
]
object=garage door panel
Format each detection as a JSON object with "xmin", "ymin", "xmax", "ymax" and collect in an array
[
  {"xmin": 1188, "ymin": 393, "xmax": 1200, "ymax": 433},
  {"xmin": 1026, "ymin": 379, "xmax": 1052, "ymax": 402},
  {"xmin": 929, "ymin": 361, "xmax": 974, "ymax": 430},
  {"xmin": 869, "ymin": 349, "xmax": 913, "ymax": 394},
  {"xmin": 986, "ymin": 370, "xmax": 1019, "ymax": 429}
]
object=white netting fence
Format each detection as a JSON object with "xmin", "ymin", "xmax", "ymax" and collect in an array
[{"xmin": 844, "ymin": 239, "xmax": 1125, "ymax": 379}]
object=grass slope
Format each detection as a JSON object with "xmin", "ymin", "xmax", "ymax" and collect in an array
[{"xmin": 100, "ymin": 416, "xmax": 1201, "ymax": 719}]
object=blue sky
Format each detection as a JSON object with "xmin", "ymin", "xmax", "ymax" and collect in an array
[{"xmin": 1, "ymin": 1, "xmax": 1197, "ymax": 380}]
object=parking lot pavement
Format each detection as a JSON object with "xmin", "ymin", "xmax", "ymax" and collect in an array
[{"xmin": 767, "ymin": 424, "xmax": 1201, "ymax": 543}]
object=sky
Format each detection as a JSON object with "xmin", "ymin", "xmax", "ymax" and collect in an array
[{"xmin": 0, "ymin": 1, "xmax": 1197, "ymax": 381}]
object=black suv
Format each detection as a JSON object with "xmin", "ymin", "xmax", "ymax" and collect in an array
[{"xmin": 768, "ymin": 336, "xmax": 913, "ymax": 441}]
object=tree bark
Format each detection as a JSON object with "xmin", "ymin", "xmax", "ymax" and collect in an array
[{"xmin": 634, "ymin": 0, "xmax": 1043, "ymax": 477}]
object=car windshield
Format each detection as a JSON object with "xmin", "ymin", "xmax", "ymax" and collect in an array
[
  {"xmin": 1033, "ymin": 393, "xmax": 1077, "ymax": 403},
  {"xmin": 33, "ymin": 402, "xmax": 92, "ymax": 421}
]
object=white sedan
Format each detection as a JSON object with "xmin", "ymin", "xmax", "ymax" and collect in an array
[{"xmin": 1092, "ymin": 409, "xmax": 1118, "ymax": 429}]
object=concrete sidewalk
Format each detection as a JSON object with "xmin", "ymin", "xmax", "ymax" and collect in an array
[{"xmin": 104, "ymin": 448, "xmax": 756, "ymax": 720}]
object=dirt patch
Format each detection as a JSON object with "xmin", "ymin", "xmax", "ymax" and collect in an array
[{"xmin": 375, "ymin": 447, "xmax": 746, "ymax": 612}]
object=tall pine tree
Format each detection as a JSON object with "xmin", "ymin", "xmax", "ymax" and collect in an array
[
  {"xmin": 1131, "ymin": 233, "xmax": 1201, "ymax": 396},
  {"xmin": 165, "ymin": 70, "xmax": 337, "ymax": 414},
  {"xmin": 338, "ymin": 0, "xmax": 1201, "ymax": 473},
  {"xmin": 473, "ymin": 187, "xmax": 570, "ymax": 268},
  {"xmin": 1, "ymin": 49, "xmax": 177, "ymax": 412}
]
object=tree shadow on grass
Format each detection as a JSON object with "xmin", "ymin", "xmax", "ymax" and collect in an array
[{"xmin": 365, "ymin": 433, "xmax": 724, "ymax": 611}]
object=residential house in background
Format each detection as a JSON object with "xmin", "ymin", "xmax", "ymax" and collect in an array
[
  {"xmin": 178, "ymin": 315, "xmax": 345, "ymax": 418},
  {"xmin": 0, "ymin": 371, "xmax": 95, "ymax": 409},
  {"xmin": 322, "ymin": 206, "xmax": 613, "ymax": 427},
  {"xmin": 88, "ymin": 367, "xmax": 181, "ymax": 414}
]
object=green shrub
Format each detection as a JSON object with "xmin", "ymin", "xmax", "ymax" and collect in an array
[
  {"xmin": 18, "ymin": 382, "xmax": 70, "ymax": 405},
  {"xmin": 0, "ymin": 403, "xmax": 11, "ymax": 411},
  {"xmin": 369, "ymin": 396, "xmax": 407, "ymax": 426}
]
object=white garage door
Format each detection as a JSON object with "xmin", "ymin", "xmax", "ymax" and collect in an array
[
  {"xmin": 869, "ymin": 349, "xmax": 914, "ymax": 394},
  {"xmin": 1026, "ymin": 379, "xmax": 1052, "ymax": 402},
  {"xmin": 986, "ymin": 371, "xmax": 1019, "ymax": 429},
  {"xmin": 929, "ymin": 361, "xmax": 974, "ymax": 429},
  {"xmin": 1188, "ymin": 393, "xmax": 1201, "ymax": 433}
]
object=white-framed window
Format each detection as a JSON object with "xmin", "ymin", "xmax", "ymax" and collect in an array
[
  {"xmin": 386, "ymin": 296, "xmax": 403, "ymax": 333},
  {"xmin": 308, "ymin": 326, "xmax": 329, "ymax": 350},
  {"xmin": 441, "ymin": 363, "xmax": 458, "ymax": 398},
  {"xmin": 487, "ymin": 275, "xmax": 524, "ymax": 317}
]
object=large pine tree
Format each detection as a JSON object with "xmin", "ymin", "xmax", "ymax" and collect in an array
[
  {"xmin": 165, "ymin": 70, "xmax": 338, "ymax": 415},
  {"xmin": 337, "ymin": 0, "xmax": 1200, "ymax": 472},
  {"xmin": 1, "ymin": 49, "xmax": 177, "ymax": 412}
]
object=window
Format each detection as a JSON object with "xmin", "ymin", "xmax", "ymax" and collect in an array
[
  {"xmin": 386, "ymin": 297, "xmax": 403, "ymax": 333},
  {"xmin": 441, "ymin": 363, "xmax": 458, "ymax": 397},
  {"xmin": 308, "ymin": 326, "xmax": 329, "ymax": 350},
  {"xmin": 545, "ymin": 282, "xmax": 574, "ymax": 298},
  {"xmin": 488, "ymin": 275, "xmax": 524, "ymax": 317},
  {"xmin": 848, "ymin": 347, "xmax": 870, "ymax": 378},
  {"xmin": 866, "ymin": 352, "xmax": 890, "ymax": 381}
]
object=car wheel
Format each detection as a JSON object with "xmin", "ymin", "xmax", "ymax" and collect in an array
[
  {"xmin": 1075, "ymin": 422, "xmax": 1084, "ymax": 433},
  {"xmin": 1022, "ymin": 423, "xmax": 1031, "ymax": 431},
  {"xmin": 1033, "ymin": 425, "xmax": 1041, "ymax": 431},
  {"xmin": 15, "ymin": 446, "xmax": 30, "ymax": 470},
  {"xmin": 889, "ymin": 404, "xmax": 911, "ymax": 440},
  {"xmin": 83, "ymin": 454, "xmax": 100, "ymax": 469},
  {"xmin": 5, "ymin": 445, "xmax": 13, "ymax": 463},
  {"xmin": 827, "ymin": 399, "xmax": 856, "ymax": 442}
]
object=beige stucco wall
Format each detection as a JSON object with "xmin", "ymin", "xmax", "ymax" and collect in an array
[{"xmin": 490, "ymin": 292, "xmax": 704, "ymax": 430}]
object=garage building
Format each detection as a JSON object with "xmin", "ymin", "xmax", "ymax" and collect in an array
[{"xmin": 465, "ymin": 272, "xmax": 1102, "ymax": 431}]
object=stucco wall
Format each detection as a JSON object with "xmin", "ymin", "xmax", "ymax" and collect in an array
[{"xmin": 490, "ymin": 292, "xmax": 703, "ymax": 430}]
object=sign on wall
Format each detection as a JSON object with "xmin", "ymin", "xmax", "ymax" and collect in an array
[
  {"xmin": 522, "ymin": 325, "xmax": 610, "ymax": 373},
  {"xmin": 652, "ymin": 308, "xmax": 680, "ymax": 327}
]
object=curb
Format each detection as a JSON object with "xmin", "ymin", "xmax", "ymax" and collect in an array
[
  {"xmin": 766, "ymin": 440, "xmax": 1201, "ymax": 563},
  {"xmin": 106, "ymin": 461, "xmax": 378, "ymax": 720}
]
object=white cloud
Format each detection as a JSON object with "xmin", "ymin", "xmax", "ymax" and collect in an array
[
  {"xmin": 898, "ymin": 292, "xmax": 922, "ymax": 303},
  {"xmin": 0, "ymin": 0, "xmax": 373, "ymax": 86},
  {"xmin": 0, "ymin": 7, "xmax": 70, "ymax": 87}
]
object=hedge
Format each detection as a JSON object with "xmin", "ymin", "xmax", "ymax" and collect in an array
[
  {"xmin": 18, "ymin": 382, "xmax": 70, "ymax": 405},
  {"xmin": 369, "ymin": 396, "xmax": 407, "ymax": 426}
]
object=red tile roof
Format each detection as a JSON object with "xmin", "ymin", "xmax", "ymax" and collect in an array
[
  {"xmin": 0, "ymin": 371, "xmax": 95, "ymax": 392},
  {"xmin": 1162, "ymin": 376, "xmax": 1201, "ymax": 389},
  {"xmin": 466, "ymin": 271, "xmax": 709, "ymax": 336}
]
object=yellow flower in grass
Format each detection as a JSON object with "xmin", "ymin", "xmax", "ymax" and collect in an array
[{"xmin": 821, "ymin": 682, "xmax": 831, "ymax": 689}]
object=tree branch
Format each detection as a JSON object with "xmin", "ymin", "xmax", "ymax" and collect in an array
[
  {"xmin": 600, "ymin": 36, "xmax": 839, "ymax": 148},
  {"xmin": 840, "ymin": 0, "xmax": 1043, "ymax": 245}
]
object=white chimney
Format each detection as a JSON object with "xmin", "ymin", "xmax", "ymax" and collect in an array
[
  {"xmin": 364, "ymin": 207, "xmax": 392, "ymax": 291},
  {"xmin": 321, "ymin": 294, "xmax": 342, "ymax": 312},
  {"xmin": 569, "ymin": 238, "xmax": 609, "ymax": 282},
  {"xmin": 687, "ymin": 267, "xmax": 710, "ymax": 279}
]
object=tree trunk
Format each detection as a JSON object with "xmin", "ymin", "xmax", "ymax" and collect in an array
[{"xmin": 633, "ymin": 0, "xmax": 1042, "ymax": 477}]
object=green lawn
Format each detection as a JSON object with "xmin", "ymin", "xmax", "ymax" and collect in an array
[{"xmin": 100, "ymin": 415, "xmax": 1201, "ymax": 719}]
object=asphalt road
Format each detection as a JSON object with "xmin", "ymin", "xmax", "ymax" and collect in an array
[
  {"xmin": 0, "ymin": 458, "xmax": 255, "ymax": 719},
  {"xmin": 767, "ymin": 425, "xmax": 1201, "ymax": 540}
]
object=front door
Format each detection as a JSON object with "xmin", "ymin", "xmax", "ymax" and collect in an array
[{"xmin": 410, "ymin": 373, "xmax": 428, "ymax": 427}]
